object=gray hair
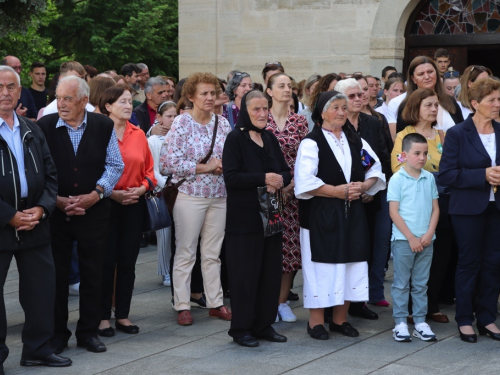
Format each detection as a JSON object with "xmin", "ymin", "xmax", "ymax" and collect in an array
[
  {"xmin": 58, "ymin": 75, "xmax": 90, "ymax": 98},
  {"xmin": 322, "ymin": 93, "xmax": 347, "ymax": 113},
  {"xmin": 226, "ymin": 71, "xmax": 251, "ymax": 101},
  {"xmin": 334, "ymin": 78, "xmax": 362, "ymax": 95},
  {"xmin": 245, "ymin": 90, "xmax": 267, "ymax": 106},
  {"xmin": 0, "ymin": 65, "xmax": 20, "ymax": 85},
  {"xmin": 137, "ymin": 63, "xmax": 148, "ymax": 70},
  {"xmin": 145, "ymin": 77, "xmax": 167, "ymax": 94}
]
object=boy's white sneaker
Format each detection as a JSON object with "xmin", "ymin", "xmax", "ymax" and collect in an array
[
  {"xmin": 393, "ymin": 322, "xmax": 412, "ymax": 342},
  {"xmin": 413, "ymin": 322, "xmax": 437, "ymax": 341},
  {"xmin": 278, "ymin": 302, "xmax": 297, "ymax": 323}
]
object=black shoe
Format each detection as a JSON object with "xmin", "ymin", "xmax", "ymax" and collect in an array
[
  {"xmin": 259, "ymin": 331, "xmax": 287, "ymax": 343},
  {"xmin": 233, "ymin": 335, "xmax": 259, "ymax": 347},
  {"xmin": 116, "ymin": 322, "xmax": 139, "ymax": 334},
  {"xmin": 477, "ymin": 324, "xmax": 500, "ymax": 341},
  {"xmin": 307, "ymin": 322, "xmax": 329, "ymax": 340},
  {"xmin": 0, "ymin": 363, "xmax": 4, "ymax": 375},
  {"xmin": 50, "ymin": 338, "xmax": 68, "ymax": 355},
  {"xmin": 329, "ymin": 321, "xmax": 359, "ymax": 337},
  {"xmin": 288, "ymin": 291, "xmax": 299, "ymax": 301},
  {"xmin": 348, "ymin": 305, "xmax": 378, "ymax": 320},
  {"xmin": 77, "ymin": 337, "xmax": 107, "ymax": 353},
  {"xmin": 20, "ymin": 353, "xmax": 72, "ymax": 367},
  {"xmin": 98, "ymin": 326, "xmax": 115, "ymax": 337},
  {"xmin": 190, "ymin": 293, "xmax": 208, "ymax": 309},
  {"xmin": 458, "ymin": 327, "xmax": 477, "ymax": 343}
]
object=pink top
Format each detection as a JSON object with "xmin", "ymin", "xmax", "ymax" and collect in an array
[{"xmin": 160, "ymin": 112, "xmax": 231, "ymax": 198}]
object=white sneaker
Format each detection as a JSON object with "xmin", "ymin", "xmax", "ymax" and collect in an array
[
  {"xmin": 393, "ymin": 322, "xmax": 411, "ymax": 342},
  {"xmin": 278, "ymin": 302, "xmax": 297, "ymax": 323},
  {"xmin": 413, "ymin": 322, "xmax": 437, "ymax": 341},
  {"xmin": 275, "ymin": 313, "xmax": 279, "ymax": 323},
  {"xmin": 69, "ymin": 282, "xmax": 80, "ymax": 296},
  {"xmin": 162, "ymin": 274, "xmax": 171, "ymax": 287}
]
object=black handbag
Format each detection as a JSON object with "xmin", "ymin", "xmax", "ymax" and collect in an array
[
  {"xmin": 257, "ymin": 186, "xmax": 285, "ymax": 237},
  {"xmin": 143, "ymin": 177, "xmax": 172, "ymax": 232}
]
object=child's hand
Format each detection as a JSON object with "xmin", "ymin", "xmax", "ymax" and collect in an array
[
  {"xmin": 409, "ymin": 237, "xmax": 423, "ymax": 252},
  {"xmin": 420, "ymin": 232, "xmax": 433, "ymax": 248}
]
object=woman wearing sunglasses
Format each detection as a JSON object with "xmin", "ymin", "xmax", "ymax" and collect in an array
[{"xmin": 457, "ymin": 65, "xmax": 492, "ymax": 120}]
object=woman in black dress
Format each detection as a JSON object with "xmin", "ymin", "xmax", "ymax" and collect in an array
[{"xmin": 223, "ymin": 90, "xmax": 291, "ymax": 347}]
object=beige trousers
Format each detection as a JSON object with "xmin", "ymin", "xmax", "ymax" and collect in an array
[{"xmin": 173, "ymin": 192, "xmax": 226, "ymax": 311}]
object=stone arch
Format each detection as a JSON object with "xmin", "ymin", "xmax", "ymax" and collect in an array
[{"xmin": 369, "ymin": 0, "xmax": 422, "ymax": 76}]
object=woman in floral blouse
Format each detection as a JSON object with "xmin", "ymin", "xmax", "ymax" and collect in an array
[
  {"xmin": 266, "ymin": 73, "xmax": 308, "ymax": 323},
  {"xmin": 160, "ymin": 72, "xmax": 232, "ymax": 326}
]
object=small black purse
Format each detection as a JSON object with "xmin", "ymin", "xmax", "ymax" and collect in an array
[{"xmin": 143, "ymin": 177, "xmax": 172, "ymax": 232}]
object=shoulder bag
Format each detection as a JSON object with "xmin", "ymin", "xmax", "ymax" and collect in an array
[{"xmin": 143, "ymin": 176, "xmax": 172, "ymax": 232}]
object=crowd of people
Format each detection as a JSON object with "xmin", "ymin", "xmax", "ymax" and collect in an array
[{"xmin": 1, "ymin": 47, "xmax": 500, "ymax": 372}]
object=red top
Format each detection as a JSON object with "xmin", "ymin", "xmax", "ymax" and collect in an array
[
  {"xmin": 114, "ymin": 121, "xmax": 156, "ymax": 190},
  {"xmin": 147, "ymin": 103, "xmax": 156, "ymax": 126}
]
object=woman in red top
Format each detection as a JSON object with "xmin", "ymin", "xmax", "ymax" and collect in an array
[{"xmin": 97, "ymin": 85, "xmax": 156, "ymax": 337}]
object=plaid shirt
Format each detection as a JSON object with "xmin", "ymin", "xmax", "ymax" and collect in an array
[{"xmin": 56, "ymin": 112, "xmax": 123, "ymax": 197}]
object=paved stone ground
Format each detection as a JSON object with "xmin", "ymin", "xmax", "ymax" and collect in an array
[{"xmin": 3, "ymin": 245, "xmax": 500, "ymax": 375}]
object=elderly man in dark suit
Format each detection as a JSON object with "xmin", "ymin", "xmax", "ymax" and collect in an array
[
  {"xmin": 0, "ymin": 66, "xmax": 72, "ymax": 375},
  {"xmin": 37, "ymin": 75, "xmax": 124, "ymax": 354}
]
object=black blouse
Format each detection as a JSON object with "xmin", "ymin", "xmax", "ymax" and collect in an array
[{"xmin": 223, "ymin": 129, "xmax": 291, "ymax": 234}]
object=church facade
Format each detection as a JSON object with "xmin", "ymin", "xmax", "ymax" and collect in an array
[{"xmin": 179, "ymin": 0, "xmax": 500, "ymax": 82}]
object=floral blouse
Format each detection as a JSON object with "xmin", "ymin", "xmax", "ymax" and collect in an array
[
  {"xmin": 160, "ymin": 112, "xmax": 231, "ymax": 198},
  {"xmin": 391, "ymin": 125, "xmax": 444, "ymax": 173}
]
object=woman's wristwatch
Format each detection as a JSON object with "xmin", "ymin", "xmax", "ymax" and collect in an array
[{"xmin": 94, "ymin": 188, "xmax": 104, "ymax": 200}]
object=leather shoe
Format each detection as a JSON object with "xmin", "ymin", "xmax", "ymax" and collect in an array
[
  {"xmin": 288, "ymin": 290, "xmax": 299, "ymax": 301},
  {"xmin": 178, "ymin": 310, "xmax": 193, "ymax": 326},
  {"xmin": 348, "ymin": 305, "xmax": 378, "ymax": 320},
  {"xmin": 458, "ymin": 327, "xmax": 477, "ymax": 343},
  {"xmin": 77, "ymin": 337, "xmax": 107, "ymax": 353},
  {"xmin": 50, "ymin": 338, "xmax": 68, "ymax": 355},
  {"xmin": 329, "ymin": 322, "xmax": 359, "ymax": 337},
  {"xmin": 477, "ymin": 324, "xmax": 500, "ymax": 341},
  {"xmin": 209, "ymin": 306, "xmax": 232, "ymax": 321},
  {"xmin": 20, "ymin": 353, "xmax": 72, "ymax": 367},
  {"xmin": 259, "ymin": 331, "xmax": 287, "ymax": 343},
  {"xmin": 307, "ymin": 322, "xmax": 329, "ymax": 340},
  {"xmin": 426, "ymin": 313, "xmax": 449, "ymax": 323},
  {"xmin": 233, "ymin": 335, "xmax": 259, "ymax": 347},
  {"xmin": 98, "ymin": 326, "xmax": 115, "ymax": 337},
  {"xmin": 116, "ymin": 322, "xmax": 139, "ymax": 334}
]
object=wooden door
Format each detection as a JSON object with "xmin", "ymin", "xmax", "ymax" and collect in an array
[{"xmin": 406, "ymin": 46, "xmax": 467, "ymax": 75}]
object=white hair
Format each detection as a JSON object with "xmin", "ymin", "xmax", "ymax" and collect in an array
[
  {"xmin": 145, "ymin": 76, "xmax": 167, "ymax": 94},
  {"xmin": 58, "ymin": 75, "xmax": 90, "ymax": 98},
  {"xmin": 137, "ymin": 63, "xmax": 148, "ymax": 70},
  {"xmin": 0, "ymin": 65, "xmax": 20, "ymax": 85},
  {"xmin": 334, "ymin": 78, "xmax": 362, "ymax": 95}
]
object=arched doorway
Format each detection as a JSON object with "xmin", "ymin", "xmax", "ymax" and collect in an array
[{"xmin": 405, "ymin": 0, "xmax": 500, "ymax": 76}]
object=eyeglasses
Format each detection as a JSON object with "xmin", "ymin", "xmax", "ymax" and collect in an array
[
  {"xmin": 0, "ymin": 83, "xmax": 17, "ymax": 93},
  {"xmin": 265, "ymin": 61, "xmax": 282, "ymax": 67},
  {"xmin": 347, "ymin": 93, "xmax": 363, "ymax": 100},
  {"xmin": 443, "ymin": 71, "xmax": 459, "ymax": 78}
]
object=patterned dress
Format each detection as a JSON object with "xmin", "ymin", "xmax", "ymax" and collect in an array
[{"xmin": 266, "ymin": 111, "xmax": 308, "ymax": 273}]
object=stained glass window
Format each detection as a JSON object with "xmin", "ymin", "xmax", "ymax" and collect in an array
[{"xmin": 410, "ymin": 0, "xmax": 500, "ymax": 35}]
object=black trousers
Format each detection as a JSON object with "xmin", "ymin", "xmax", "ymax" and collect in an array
[
  {"xmin": 50, "ymin": 211, "xmax": 109, "ymax": 342},
  {"xmin": 101, "ymin": 199, "xmax": 145, "ymax": 320},
  {"xmin": 226, "ymin": 232, "xmax": 282, "ymax": 339},
  {"xmin": 0, "ymin": 245, "xmax": 55, "ymax": 363},
  {"xmin": 451, "ymin": 203, "xmax": 500, "ymax": 327}
]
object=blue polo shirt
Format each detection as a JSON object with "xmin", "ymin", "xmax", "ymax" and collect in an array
[{"xmin": 387, "ymin": 167, "xmax": 439, "ymax": 241}]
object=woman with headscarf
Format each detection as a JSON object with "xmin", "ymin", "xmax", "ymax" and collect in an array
[
  {"xmin": 223, "ymin": 90, "xmax": 291, "ymax": 347},
  {"xmin": 295, "ymin": 90, "xmax": 386, "ymax": 340}
]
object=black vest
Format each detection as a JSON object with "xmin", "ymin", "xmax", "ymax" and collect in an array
[
  {"xmin": 298, "ymin": 125, "xmax": 370, "ymax": 264},
  {"xmin": 38, "ymin": 112, "xmax": 114, "ymax": 216}
]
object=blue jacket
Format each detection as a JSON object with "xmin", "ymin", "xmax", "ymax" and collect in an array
[{"xmin": 439, "ymin": 116, "xmax": 500, "ymax": 215}]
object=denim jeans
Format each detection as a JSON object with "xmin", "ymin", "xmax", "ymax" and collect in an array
[
  {"xmin": 391, "ymin": 240, "xmax": 434, "ymax": 324},
  {"xmin": 369, "ymin": 190, "xmax": 392, "ymax": 303}
]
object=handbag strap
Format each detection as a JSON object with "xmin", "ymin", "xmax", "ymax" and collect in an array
[
  {"xmin": 144, "ymin": 176, "xmax": 155, "ymax": 192},
  {"xmin": 171, "ymin": 114, "xmax": 219, "ymax": 190}
]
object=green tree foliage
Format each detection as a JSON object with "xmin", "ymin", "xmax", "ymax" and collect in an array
[
  {"xmin": 0, "ymin": 0, "xmax": 46, "ymax": 37},
  {"xmin": 41, "ymin": 0, "xmax": 178, "ymax": 78}
]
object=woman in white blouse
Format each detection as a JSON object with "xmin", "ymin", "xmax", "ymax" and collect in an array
[
  {"xmin": 295, "ymin": 90, "xmax": 386, "ymax": 340},
  {"xmin": 160, "ymin": 73, "xmax": 232, "ymax": 326}
]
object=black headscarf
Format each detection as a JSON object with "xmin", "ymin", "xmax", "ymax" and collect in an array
[
  {"xmin": 235, "ymin": 90, "xmax": 265, "ymax": 133},
  {"xmin": 311, "ymin": 90, "xmax": 342, "ymax": 127}
]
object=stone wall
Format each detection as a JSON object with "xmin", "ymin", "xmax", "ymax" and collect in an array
[{"xmin": 179, "ymin": 0, "xmax": 417, "ymax": 83}]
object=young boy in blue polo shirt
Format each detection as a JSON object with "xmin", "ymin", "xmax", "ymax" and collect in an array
[{"xmin": 387, "ymin": 133, "xmax": 440, "ymax": 342}]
